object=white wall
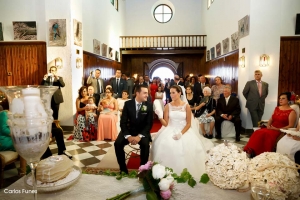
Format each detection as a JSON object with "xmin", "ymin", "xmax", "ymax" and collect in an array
[
  {"xmin": 82, "ymin": 0, "xmax": 125, "ymax": 53},
  {"xmin": 125, "ymin": 0, "xmax": 203, "ymax": 35},
  {"xmin": 201, "ymin": 0, "xmax": 300, "ymax": 129}
]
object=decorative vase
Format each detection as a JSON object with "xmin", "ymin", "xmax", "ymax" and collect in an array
[{"xmin": 0, "ymin": 85, "xmax": 58, "ymax": 200}]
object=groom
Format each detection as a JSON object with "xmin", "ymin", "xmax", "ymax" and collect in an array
[{"xmin": 114, "ymin": 85, "xmax": 153, "ymax": 174}]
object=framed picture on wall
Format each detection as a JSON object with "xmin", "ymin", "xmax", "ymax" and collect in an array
[
  {"xmin": 231, "ymin": 31, "xmax": 239, "ymax": 51},
  {"xmin": 102, "ymin": 43, "xmax": 108, "ymax": 57},
  {"xmin": 115, "ymin": 51, "xmax": 119, "ymax": 61},
  {"xmin": 210, "ymin": 47, "xmax": 215, "ymax": 59},
  {"xmin": 93, "ymin": 39, "xmax": 100, "ymax": 54},
  {"xmin": 238, "ymin": 15, "xmax": 250, "ymax": 39},
  {"xmin": 73, "ymin": 19, "xmax": 82, "ymax": 47},
  {"xmin": 13, "ymin": 21, "xmax": 37, "ymax": 40},
  {"xmin": 110, "ymin": 0, "xmax": 114, "ymax": 6},
  {"xmin": 216, "ymin": 43, "xmax": 221, "ymax": 57},
  {"xmin": 109, "ymin": 47, "xmax": 113, "ymax": 59},
  {"xmin": 206, "ymin": 50, "xmax": 210, "ymax": 61},
  {"xmin": 49, "ymin": 19, "xmax": 67, "ymax": 46},
  {"xmin": 222, "ymin": 38, "xmax": 229, "ymax": 54},
  {"xmin": 115, "ymin": 0, "xmax": 118, "ymax": 11},
  {"xmin": 0, "ymin": 22, "xmax": 3, "ymax": 41}
]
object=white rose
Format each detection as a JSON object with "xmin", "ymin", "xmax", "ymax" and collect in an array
[
  {"xmin": 152, "ymin": 164, "xmax": 166, "ymax": 179},
  {"xmin": 158, "ymin": 178, "xmax": 172, "ymax": 191}
]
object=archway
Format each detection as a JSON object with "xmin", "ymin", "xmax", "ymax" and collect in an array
[{"xmin": 151, "ymin": 67, "xmax": 174, "ymax": 83}]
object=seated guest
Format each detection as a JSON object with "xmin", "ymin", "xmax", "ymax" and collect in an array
[
  {"xmin": 211, "ymin": 76, "xmax": 226, "ymax": 102},
  {"xmin": 42, "ymin": 127, "xmax": 72, "ymax": 159},
  {"xmin": 215, "ymin": 85, "xmax": 241, "ymax": 141},
  {"xmin": 0, "ymin": 110, "xmax": 14, "ymax": 151},
  {"xmin": 117, "ymin": 90, "xmax": 130, "ymax": 114},
  {"xmin": 73, "ymin": 86, "xmax": 97, "ymax": 141},
  {"xmin": 87, "ymin": 85, "xmax": 100, "ymax": 106},
  {"xmin": 244, "ymin": 92, "xmax": 297, "ymax": 157},
  {"xmin": 85, "ymin": 96, "xmax": 97, "ymax": 123},
  {"xmin": 194, "ymin": 87, "xmax": 216, "ymax": 139},
  {"xmin": 154, "ymin": 86, "xmax": 164, "ymax": 109},
  {"xmin": 276, "ymin": 121, "xmax": 300, "ymax": 161},
  {"xmin": 100, "ymin": 85, "xmax": 117, "ymax": 101},
  {"xmin": 97, "ymin": 87, "xmax": 119, "ymax": 141}
]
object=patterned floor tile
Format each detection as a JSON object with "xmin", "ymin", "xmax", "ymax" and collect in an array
[
  {"xmin": 65, "ymin": 144, "xmax": 82, "ymax": 151},
  {"xmin": 95, "ymin": 155, "xmax": 105, "ymax": 161},
  {"xmin": 82, "ymin": 146, "xmax": 101, "ymax": 152},
  {"xmin": 67, "ymin": 148, "xmax": 87, "ymax": 155},
  {"xmin": 76, "ymin": 142, "xmax": 95, "ymax": 148},
  {"xmin": 96, "ymin": 143, "xmax": 112, "ymax": 149},
  {"xmin": 88, "ymin": 149, "xmax": 108, "ymax": 157},
  {"xmin": 79, "ymin": 157, "xmax": 100, "ymax": 166}
]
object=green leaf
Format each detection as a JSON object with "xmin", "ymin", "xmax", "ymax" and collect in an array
[
  {"xmin": 176, "ymin": 177, "xmax": 185, "ymax": 183},
  {"xmin": 188, "ymin": 178, "xmax": 197, "ymax": 188},
  {"xmin": 199, "ymin": 173, "xmax": 210, "ymax": 184},
  {"xmin": 116, "ymin": 174, "xmax": 122, "ymax": 180},
  {"xmin": 146, "ymin": 191, "xmax": 159, "ymax": 200},
  {"xmin": 110, "ymin": 172, "xmax": 117, "ymax": 176},
  {"xmin": 128, "ymin": 170, "xmax": 138, "ymax": 178},
  {"xmin": 171, "ymin": 173, "xmax": 178, "ymax": 179}
]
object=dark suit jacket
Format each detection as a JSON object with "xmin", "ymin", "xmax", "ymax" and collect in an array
[
  {"xmin": 216, "ymin": 96, "xmax": 241, "ymax": 118},
  {"xmin": 120, "ymin": 99, "xmax": 153, "ymax": 141},
  {"xmin": 193, "ymin": 82, "xmax": 204, "ymax": 101},
  {"xmin": 126, "ymin": 78, "xmax": 134, "ymax": 99},
  {"xmin": 110, "ymin": 78, "xmax": 127, "ymax": 98},
  {"xmin": 242, "ymin": 80, "xmax": 268, "ymax": 111},
  {"xmin": 41, "ymin": 76, "xmax": 65, "ymax": 104}
]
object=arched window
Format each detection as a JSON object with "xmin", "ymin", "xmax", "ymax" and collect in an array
[{"xmin": 153, "ymin": 4, "xmax": 173, "ymax": 23}]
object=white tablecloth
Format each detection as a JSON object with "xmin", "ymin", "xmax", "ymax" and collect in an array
[{"xmin": 0, "ymin": 174, "xmax": 251, "ymax": 200}]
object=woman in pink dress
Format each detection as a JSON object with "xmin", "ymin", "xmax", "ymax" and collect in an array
[
  {"xmin": 244, "ymin": 92, "xmax": 297, "ymax": 157},
  {"xmin": 150, "ymin": 78, "xmax": 158, "ymax": 103},
  {"xmin": 97, "ymin": 87, "xmax": 119, "ymax": 141}
]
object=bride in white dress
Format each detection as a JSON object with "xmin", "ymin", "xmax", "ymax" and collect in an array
[{"xmin": 152, "ymin": 85, "xmax": 214, "ymax": 179}]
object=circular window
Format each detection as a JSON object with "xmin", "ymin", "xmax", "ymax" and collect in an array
[{"xmin": 153, "ymin": 4, "xmax": 173, "ymax": 23}]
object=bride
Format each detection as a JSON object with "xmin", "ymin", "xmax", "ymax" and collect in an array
[{"xmin": 152, "ymin": 85, "xmax": 214, "ymax": 179}]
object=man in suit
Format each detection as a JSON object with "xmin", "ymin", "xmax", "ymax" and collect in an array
[
  {"xmin": 164, "ymin": 78, "xmax": 171, "ymax": 104},
  {"xmin": 87, "ymin": 86, "xmax": 100, "ymax": 106},
  {"xmin": 193, "ymin": 75, "xmax": 207, "ymax": 102},
  {"xmin": 144, "ymin": 75, "xmax": 151, "ymax": 86},
  {"xmin": 243, "ymin": 70, "xmax": 269, "ymax": 127},
  {"xmin": 87, "ymin": 69, "xmax": 104, "ymax": 104},
  {"xmin": 41, "ymin": 66, "xmax": 65, "ymax": 120},
  {"xmin": 111, "ymin": 69, "xmax": 127, "ymax": 98},
  {"xmin": 42, "ymin": 127, "xmax": 72, "ymax": 160},
  {"xmin": 114, "ymin": 85, "xmax": 153, "ymax": 174},
  {"xmin": 215, "ymin": 85, "xmax": 241, "ymax": 141},
  {"xmin": 124, "ymin": 72, "xmax": 134, "ymax": 99}
]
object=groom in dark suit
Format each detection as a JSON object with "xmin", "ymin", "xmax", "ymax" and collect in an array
[
  {"xmin": 114, "ymin": 85, "xmax": 153, "ymax": 174},
  {"xmin": 243, "ymin": 70, "xmax": 269, "ymax": 127},
  {"xmin": 215, "ymin": 85, "xmax": 241, "ymax": 141}
]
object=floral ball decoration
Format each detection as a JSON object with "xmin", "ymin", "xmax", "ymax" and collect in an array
[
  {"xmin": 248, "ymin": 152, "xmax": 300, "ymax": 200},
  {"xmin": 205, "ymin": 142, "xmax": 249, "ymax": 189}
]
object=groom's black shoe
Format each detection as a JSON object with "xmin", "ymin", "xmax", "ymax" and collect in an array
[{"xmin": 215, "ymin": 135, "xmax": 222, "ymax": 140}]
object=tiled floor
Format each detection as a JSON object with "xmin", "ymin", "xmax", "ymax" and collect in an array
[{"xmin": 1, "ymin": 131, "xmax": 250, "ymax": 188}]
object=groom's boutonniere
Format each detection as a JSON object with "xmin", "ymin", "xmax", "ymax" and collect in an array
[{"xmin": 141, "ymin": 105, "xmax": 147, "ymax": 112}]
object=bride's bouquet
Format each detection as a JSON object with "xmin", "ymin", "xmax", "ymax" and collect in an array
[{"xmin": 106, "ymin": 161, "xmax": 197, "ymax": 200}]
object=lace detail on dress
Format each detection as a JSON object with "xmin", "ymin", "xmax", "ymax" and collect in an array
[{"xmin": 168, "ymin": 102, "xmax": 187, "ymax": 112}]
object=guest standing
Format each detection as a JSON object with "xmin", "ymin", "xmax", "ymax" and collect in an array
[
  {"xmin": 87, "ymin": 69, "xmax": 104, "ymax": 106},
  {"xmin": 242, "ymin": 70, "xmax": 269, "ymax": 127},
  {"xmin": 111, "ymin": 69, "xmax": 127, "ymax": 98},
  {"xmin": 150, "ymin": 78, "xmax": 158, "ymax": 103},
  {"xmin": 41, "ymin": 66, "xmax": 65, "ymax": 120},
  {"xmin": 244, "ymin": 92, "xmax": 296, "ymax": 157}
]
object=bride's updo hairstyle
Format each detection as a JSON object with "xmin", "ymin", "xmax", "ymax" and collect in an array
[{"xmin": 170, "ymin": 85, "xmax": 182, "ymax": 96}]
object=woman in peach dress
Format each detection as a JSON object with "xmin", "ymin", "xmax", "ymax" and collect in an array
[{"xmin": 97, "ymin": 87, "xmax": 119, "ymax": 141}]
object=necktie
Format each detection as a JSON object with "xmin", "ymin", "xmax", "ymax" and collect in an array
[
  {"xmin": 97, "ymin": 79, "xmax": 101, "ymax": 94},
  {"xmin": 136, "ymin": 103, "xmax": 141, "ymax": 118},
  {"xmin": 50, "ymin": 77, "xmax": 53, "ymax": 86},
  {"xmin": 116, "ymin": 79, "xmax": 119, "ymax": 92},
  {"xmin": 258, "ymin": 82, "xmax": 262, "ymax": 97}
]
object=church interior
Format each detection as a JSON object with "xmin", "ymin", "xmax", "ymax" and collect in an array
[{"xmin": 0, "ymin": 0, "xmax": 300, "ymax": 199}]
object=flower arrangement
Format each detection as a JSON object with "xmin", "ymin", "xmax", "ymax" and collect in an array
[
  {"xmin": 106, "ymin": 161, "xmax": 201, "ymax": 200},
  {"xmin": 205, "ymin": 142, "xmax": 249, "ymax": 189},
  {"xmin": 248, "ymin": 152, "xmax": 300, "ymax": 200}
]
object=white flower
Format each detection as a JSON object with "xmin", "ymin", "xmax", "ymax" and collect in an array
[
  {"xmin": 152, "ymin": 164, "xmax": 166, "ymax": 179},
  {"xmin": 158, "ymin": 177, "xmax": 173, "ymax": 191}
]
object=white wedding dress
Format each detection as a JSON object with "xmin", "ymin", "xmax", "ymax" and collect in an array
[{"xmin": 151, "ymin": 102, "xmax": 214, "ymax": 180}]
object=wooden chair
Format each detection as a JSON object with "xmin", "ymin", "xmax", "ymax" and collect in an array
[{"xmin": 0, "ymin": 152, "xmax": 26, "ymax": 188}]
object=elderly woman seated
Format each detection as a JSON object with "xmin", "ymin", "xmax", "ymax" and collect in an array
[
  {"xmin": 194, "ymin": 87, "xmax": 216, "ymax": 139},
  {"xmin": 97, "ymin": 87, "xmax": 119, "ymax": 141},
  {"xmin": 117, "ymin": 90, "xmax": 130, "ymax": 114},
  {"xmin": 244, "ymin": 92, "xmax": 297, "ymax": 157}
]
